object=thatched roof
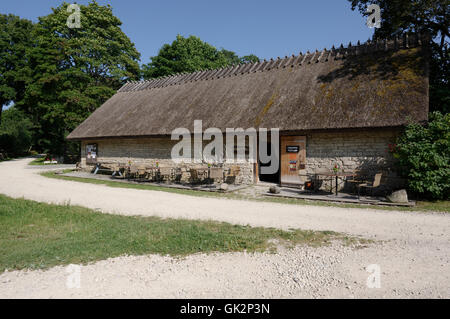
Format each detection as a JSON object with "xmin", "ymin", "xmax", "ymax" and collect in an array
[{"xmin": 68, "ymin": 34, "xmax": 429, "ymax": 140}]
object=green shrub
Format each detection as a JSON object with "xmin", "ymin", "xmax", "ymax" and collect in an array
[
  {"xmin": 393, "ymin": 112, "xmax": 450, "ymax": 200},
  {"xmin": 0, "ymin": 107, "xmax": 33, "ymax": 157}
]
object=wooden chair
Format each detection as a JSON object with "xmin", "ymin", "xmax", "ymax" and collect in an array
[
  {"xmin": 189, "ymin": 167, "xmax": 207, "ymax": 184},
  {"xmin": 159, "ymin": 167, "xmax": 173, "ymax": 182},
  {"xmin": 225, "ymin": 165, "xmax": 240, "ymax": 184},
  {"xmin": 189, "ymin": 168, "xmax": 200, "ymax": 184},
  {"xmin": 198, "ymin": 168, "xmax": 209, "ymax": 181},
  {"xmin": 358, "ymin": 173, "xmax": 383, "ymax": 198},
  {"xmin": 137, "ymin": 166, "xmax": 147, "ymax": 180},
  {"xmin": 346, "ymin": 170, "xmax": 366, "ymax": 191},
  {"xmin": 173, "ymin": 167, "xmax": 183, "ymax": 183},
  {"xmin": 128, "ymin": 165, "xmax": 139, "ymax": 180},
  {"xmin": 145, "ymin": 167, "xmax": 156, "ymax": 182},
  {"xmin": 312, "ymin": 168, "xmax": 330, "ymax": 192},
  {"xmin": 210, "ymin": 167, "xmax": 224, "ymax": 183}
]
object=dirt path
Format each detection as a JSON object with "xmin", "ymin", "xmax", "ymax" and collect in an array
[
  {"xmin": 0, "ymin": 158, "xmax": 449, "ymax": 298},
  {"xmin": 1, "ymin": 159, "xmax": 447, "ymax": 241}
]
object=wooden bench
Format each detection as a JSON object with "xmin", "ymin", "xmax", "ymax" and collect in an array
[{"xmin": 93, "ymin": 163, "xmax": 113, "ymax": 175}]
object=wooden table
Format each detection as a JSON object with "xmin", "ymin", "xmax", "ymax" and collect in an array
[{"xmin": 317, "ymin": 172, "xmax": 356, "ymax": 196}]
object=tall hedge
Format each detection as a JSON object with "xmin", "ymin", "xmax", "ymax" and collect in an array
[{"xmin": 393, "ymin": 112, "xmax": 450, "ymax": 200}]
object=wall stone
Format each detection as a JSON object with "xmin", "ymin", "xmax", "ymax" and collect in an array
[
  {"xmin": 304, "ymin": 128, "xmax": 404, "ymax": 191},
  {"xmin": 80, "ymin": 128, "xmax": 404, "ymax": 189},
  {"xmin": 80, "ymin": 138, "xmax": 254, "ymax": 184}
]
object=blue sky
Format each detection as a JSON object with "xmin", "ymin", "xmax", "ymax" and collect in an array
[{"xmin": 1, "ymin": 0, "xmax": 374, "ymax": 64}]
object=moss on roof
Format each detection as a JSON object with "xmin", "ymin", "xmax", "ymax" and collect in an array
[{"xmin": 68, "ymin": 36, "xmax": 429, "ymax": 140}]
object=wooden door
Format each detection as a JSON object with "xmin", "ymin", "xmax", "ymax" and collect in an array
[{"xmin": 280, "ymin": 136, "xmax": 306, "ymax": 186}]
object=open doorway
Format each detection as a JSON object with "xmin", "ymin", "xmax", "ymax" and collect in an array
[{"xmin": 258, "ymin": 138, "xmax": 280, "ymax": 183}]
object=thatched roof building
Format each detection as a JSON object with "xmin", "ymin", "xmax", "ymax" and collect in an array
[
  {"xmin": 68, "ymin": 34, "xmax": 428, "ymax": 140},
  {"xmin": 68, "ymin": 34, "xmax": 429, "ymax": 188}
]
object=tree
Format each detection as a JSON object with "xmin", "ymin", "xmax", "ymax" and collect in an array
[
  {"xmin": 0, "ymin": 107, "xmax": 33, "ymax": 157},
  {"xmin": 0, "ymin": 14, "xmax": 34, "ymax": 125},
  {"xmin": 393, "ymin": 112, "xmax": 450, "ymax": 200},
  {"xmin": 348, "ymin": 0, "xmax": 449, "ymax": 113},
  {"xmin": 220, "ymin": 48, "xmax": 241, "ymax": 65},
  {"xmin": 240, "ymin": 54, "xmax": 260, "ymax": 64},
  {"xmin": 142, "ymin": 35, "xmax": 259, "ymax": 79},
  {"xmin": 17, "ymin": 1, "xmax": 140, "ymax": 158},
  {"xmin": 220, "ymin": 50, "xmax": 259, "ymax": 65}
]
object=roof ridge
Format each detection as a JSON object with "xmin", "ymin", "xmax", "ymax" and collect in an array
[{"xmin": 118, "ymin": 32, "xmax": 429, "ymax": 93}]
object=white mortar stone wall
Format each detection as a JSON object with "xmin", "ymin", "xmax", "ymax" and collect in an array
[
  {"xmin": 79, "ymin": 128, "xmax": 403, "ymax": 189},
  {"xmin": 304, "ymin": 129, "xmax": 403, "ymax": 191},
  {"xmin": 81, "ymin": 138, "xmax": 254, "ymax": 184}
]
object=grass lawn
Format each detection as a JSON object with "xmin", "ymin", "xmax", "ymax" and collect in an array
[
  {"xmin": 0, "ymin": 194, "xmax": 364, "ymax": 273},
  {"xmin": 29, "ymin": 156, "xmax": 59, "ymax": 166},
  {"xmin": 28, "ymin": 157, "xmax": 46, "ymax": 165},
  {"xmin": 42, "ymin": 170, "xmax": 450, "ymax": 213}
]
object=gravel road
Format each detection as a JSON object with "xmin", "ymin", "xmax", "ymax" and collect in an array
[{"xmin": 0, "ymin": 158, "xmax": 449, "ymax": 298}]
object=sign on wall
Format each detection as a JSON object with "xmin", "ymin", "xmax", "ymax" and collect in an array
[
  {"xmin": 86, "ymin": 144, "xmax": 98, "ymax": 165},
  {"xmin": 286, "ymin": 145, "xmax": 300, "ymax": 153}
]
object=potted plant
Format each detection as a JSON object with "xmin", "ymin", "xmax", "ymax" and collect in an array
[{"xmin": 333, "ymin": 163, "xmax": 340, "ymax": 174}]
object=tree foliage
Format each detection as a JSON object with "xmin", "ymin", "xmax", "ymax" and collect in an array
[
  {"xmin": 17, "ymin": 1, "xmax": 140, "ymax": 158},
  {"xmin": 220, "ymin": 49, "xmax": 260, "ymax": 65},
  {"xmin": 142, "ymin": 35, "xmax": 259, "ymax": 79},
  {"xmin": 239, "ymin": 54, "xmax": 260, "ymax": 64},
  {"xmin": 348, "ymin": 0, "xmax": 449, "ymax": 113},
  {"xmin": 0, "ymin": 107, "xmax": 33, "ymax": 157},
  {"xmin": 0, "ymin": 14, "xmax": 34, "ymax": 125},
  {"xmin": 393, "ymin": 112, "xmax": 450, "ymax": 200}
]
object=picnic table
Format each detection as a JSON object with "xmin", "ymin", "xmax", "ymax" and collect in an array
[
  {"xmin": 93, "ymin": 163, "xmax": 115, "ymax": 175},
  {"xmin": 316, "ymin": 172, "xmax": 356, "ymax": 196}
]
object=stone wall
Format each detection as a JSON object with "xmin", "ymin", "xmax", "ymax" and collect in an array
[
  {"xmin": 80, "ymin": 128, "xmax": 404, "ymax": 189},
  {"xmin": 303, "ymin": 128, "xmax": 404, "ymax": 191},
  {"xmin": 80, "ymin": 138, "xmax": 255, "ymax": 184}
]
